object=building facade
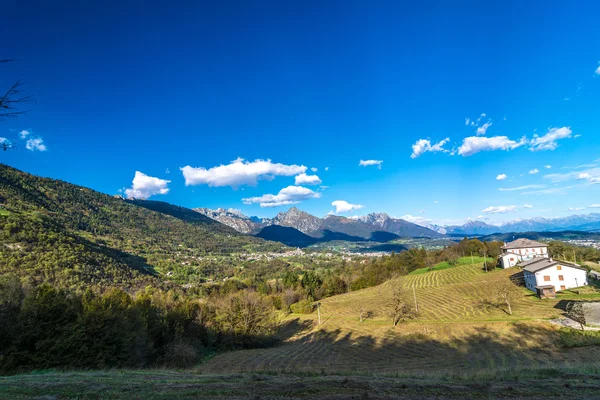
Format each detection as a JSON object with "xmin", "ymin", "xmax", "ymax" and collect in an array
[
  {"xmin": 521, "ymin": 258, "xmax": 588, "ymax": 293},
  {"xmin": 499, "ymin": 238, "xmax": 549, "ymax": 268}
]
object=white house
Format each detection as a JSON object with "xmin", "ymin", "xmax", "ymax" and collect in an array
[
  {"xmin": 520, "ymin": 257, "xmax": 588, "ymax": 293},
  {"xmin": 499, "ymin": 238, "xmax": 549, "ymax": 268}
]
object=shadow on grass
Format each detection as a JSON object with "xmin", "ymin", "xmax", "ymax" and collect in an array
[{"xmin": 206, "ymin": 320, "xmax": 592, "ymax": 375}]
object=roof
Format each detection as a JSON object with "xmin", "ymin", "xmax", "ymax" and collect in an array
[
  {"xmin": 501, "ymin": 238, "xmax": 548, "ymax": 250},
  {"xmin": 520, "ymin": 257, "xmax": 586, "ymax": 273}
]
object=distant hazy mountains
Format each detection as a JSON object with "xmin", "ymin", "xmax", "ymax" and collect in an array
[
  {"xmin": 194, "ymin": 207, "xmax": 442, "ymax": 239},
  {"xmin": 195, "ymin": 207, "xmax": 600, "ymax": 239},
  {"xmin": 441, "ymin": 214, "xmax": 600, "ymax": 236}
]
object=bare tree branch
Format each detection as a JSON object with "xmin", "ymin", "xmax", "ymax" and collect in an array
[{"xmin": 1, "ymin": 59, "xmax": 35, "ymax": 122}]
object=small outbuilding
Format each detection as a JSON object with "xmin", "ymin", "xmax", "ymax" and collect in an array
[
  {"xmin": 589, "ymin": 270, "xmax": 600, "ymax": 281},
  {"xmin": 535, "ymin": 285, "xmax": 556, "ymax": 299}
]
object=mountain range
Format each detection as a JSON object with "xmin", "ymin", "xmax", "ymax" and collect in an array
[
  {"xmin": 195, "ymin": 207, "xmax": 600, "ymax": 238},
  {"xmin": 194, "ymin": 207, "xmax": 443, "ymax": 239}
]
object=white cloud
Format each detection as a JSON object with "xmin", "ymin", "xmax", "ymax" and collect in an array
[
  {"xmin": 529, "ymin": 168, "xmax": 539, "ymax": 174},
  {"xmin": 359, "ymin": 159, "xmax": 383, "ymax": 168},
  {"xmin": 124, "ymin": 171, "xmax": 170, "ymax": 199},
  {"xmin": 595, "ymin": 65, "xmax": 600, "ymax": 75},
  {"xmin": 325, "ymin": 167, "xmax": 329, "ymax": 171},
  {"xmin": 545, "ymin": 165, "xmax": 552, "ymax": 169},
  {"xmin": 496, "ymin": 174, "xmax": 507, "ymax": 181},
  {"xmin": 242, "ymin": 185, "xmax": 320, "ymax": 208},
  {"xmin": 476, "ymin": 121, "xmax": 492, "ymax": 135},
  {"xmin": 410, "ymin": 138, "xmax": 450, "ymax": 159},
  {"xmin": 482, "ymin": 205, "xmax": 517, "ymax": 214},
  {"xmin": 529, "ymin": 127, "xmax": 573, "ymax": 151},
  {"xmin": 578, "ymin": 173, "xmax": 591, "ymax": 180},
  {"xmin": 331, "ymin": 200, "xmax": 364, "ymax": 214},
  {"xmin": 523, "ymin": 204, "xmax": 533, "ymax": 208},
  {"xmin": 165, "ymin": 168, "xmax": 170, "ymax": 174},
  {"xmin": 0, "ymin": 137, "xmax": 7, "ymax": 144},
  {"xmin": 569, "ymin": 207, "xmax": 585, "ymax": 211},
  {"xmin": 400, "ymin": 214, "xmax": 432, "ymax": 227},
  {"xmin": 25, "ymin": 138, "xmax": 47, "ymax": 152},
  {"xmin": 19, "ymin": 130, "xmax": 30, "ymax": 139},
  {"xmin": 465, "ymin": 118, "xmax": 471, "ymax": 126},
  {"xmin": 311, "ymin": 167, "xmax": 318, "ymax": 172},
  {"xmin": 498, "ymin": 185, "xmax": 546, "ymax": 192},
  {"xmin": 589, "ymin": 204, "xmax": 600, "ymax": 208},
  {"xmin": 180, "ymin": 158, "xmax": 306, "ymax": 188},
  {"xmin": 457, "ymin": 136, "xmax": 525, "ymax": 156},
  {"xmin": 294, "ymin": 173, "xmax": 322, "ymax": 185}
]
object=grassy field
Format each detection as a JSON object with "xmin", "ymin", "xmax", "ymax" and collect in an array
[
  {"xmin": 3, "ymin": 262, "xmax": 600, "ymax": 398},
  {"xmin": 198, "ymin": 262, "xmax": 600, "ymax": 376},
  {"xmin": 409, "ymin": 256, "xmax": 493, "ymax": 275},
  {"xmin": 3, "ymin": 367, "xmax": 600, "ymax": 399}
]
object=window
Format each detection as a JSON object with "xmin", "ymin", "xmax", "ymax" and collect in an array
[
  {"xmin": 544, "ymin": 276, "xmax": 551, "ymax": 282},
  {"xmin": 557, "ymin": 265, "xmax": 562, "ymax": 270},
  {"xmin": 560, "ymin": 285, "xmax": 566, "ymax": 290},
  {"xmin": 559, "ymin": 275, "xmax": 564, "ymax": 281},
  {"xmin": 510, "ymin": 258, "xmax": 514, "ymax": 262}
]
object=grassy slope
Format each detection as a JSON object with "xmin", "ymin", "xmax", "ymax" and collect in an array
[
  {"xmin": 409, "ymin": 256, "xmax": 493, "ymax": 275},
  {"xmin": 3, "ymin": 367, "xmax": 600, "ymax": 399},
  {"xmin": 199, "ymin": 262, "xmax": 600, "ymax": 375}
]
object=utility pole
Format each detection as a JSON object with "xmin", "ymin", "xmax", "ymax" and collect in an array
[
  {"xmin": 413, "ymin": 286, "xmax": 419, "ymax": 313},
  {"xmin": 317, "ymin": 302, "xmax": 322, "ymax": 325},
  {"xmin": 483, "ymin": 250, "xmax": 488, "ymax": 272}
]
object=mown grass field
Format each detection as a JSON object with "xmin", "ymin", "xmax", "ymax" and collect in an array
[
  {"xmin": 3, "ymin": 367, "xmax": 600, "ymax": 399},
  {"xmin": 408, "ymin": 256, "xmax": 493, "ymax": 275},
  {"xmin": 199, "ymin": 262, "xmax": 600, "ymax": 375},
  {"xmin": 3, "ymin": 262, "xmax": 600, "ymax": 399}
]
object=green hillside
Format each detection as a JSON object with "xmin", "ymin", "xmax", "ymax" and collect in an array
[{"xmin": 0, "ymin": 164, "xmax": 281, "ymax": 289}]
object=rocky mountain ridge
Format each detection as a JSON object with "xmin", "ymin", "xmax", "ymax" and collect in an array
[
  {"xmin": 195, "ymin": 206, "xmax": 600, "ymax": 238},
  {"xmin": 195, "ymin": 207, "xmax": 442, "ymax": 239}
]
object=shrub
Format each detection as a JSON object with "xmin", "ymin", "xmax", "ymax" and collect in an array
[
  {"xmin": 290, "ymin": 299, "xmax": 315, "ymax": 314},
  {"xmin": 558, "ymin": 328, "xmax": 600, "ymax": 348}
]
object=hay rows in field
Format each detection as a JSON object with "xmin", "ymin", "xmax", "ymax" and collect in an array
[
  {"xmin": 199, "ymin": 263, "xmax": 600, "ymax": 375},
  {"xmin": 321, "ymin": 264, "xmax": 523, "ymax": 322},
  {"xmin": 201, "ymin": 322, "xmax": 600, "ymax": 375}
]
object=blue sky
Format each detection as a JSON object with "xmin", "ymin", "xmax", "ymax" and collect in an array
[{"xmin": 2, "ymin": 0, "xmax": 600, "ymax": 225}]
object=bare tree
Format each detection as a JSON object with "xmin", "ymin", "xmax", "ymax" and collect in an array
[
  {"xmin": 491, "ymin": 276, "xmax": 522, "ymax": 316},
  {"xmin": 1, "ymin": 60, "xmax": 34, "ymax": 122},
  {"xmin": 387, "ymin": 285, "xmax": 417, "ymax": 327},
  {"xmin": 1, "ymin": 60, "xmax": 34, "ymax": 152}
]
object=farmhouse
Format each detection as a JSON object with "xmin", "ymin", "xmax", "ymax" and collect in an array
[
  {"xmin": 520, "ymin": 257, "xmax": 588, "ymax": 293},
  {"xmin": 499, "ymin": 238, "xmax": 549, "ymax": 268}
]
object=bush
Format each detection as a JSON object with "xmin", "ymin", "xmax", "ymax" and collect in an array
[
  {"xmin": 558, "ymin": 328, "xmax": 600, "ymax": 348},
  {"xmin": 290, "ymin": 299, "xmax": 315, "ymax": 314},
  {"xmin": 162, "ymin": 339, "xmax": 203, "ymax": 367}
]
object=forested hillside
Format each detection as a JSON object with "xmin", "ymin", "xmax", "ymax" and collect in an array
[{"xmin": 0, "ymin": 164, "xmax": 282, "ymax": 289}]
